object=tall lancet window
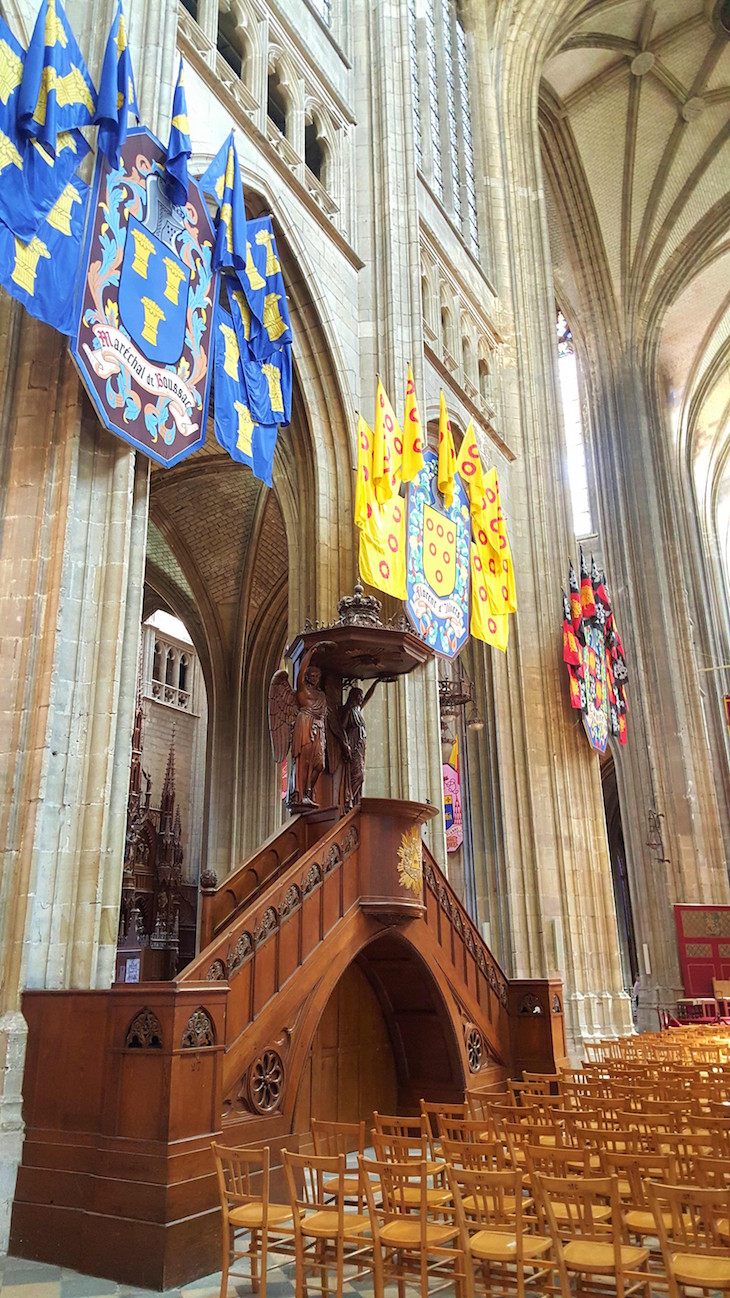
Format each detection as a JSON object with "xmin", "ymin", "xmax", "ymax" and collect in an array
[
  {"xmin": 456, "ymin": 14, "xmax": 479, "ymax": 255},
  {"xmin": 557, "ymin": 310, "xmax": 593, "ymax": 539},
  {"xmin": 442, "ymin": 0, "xmax": 461, "ymax": 225},
  {"xmin": 425, "ymin": 0, "xmax": 444, "ymax": 200},
  {"xmin": 407, "ymin": 0, "xmax": 423, "ymax": 167}
]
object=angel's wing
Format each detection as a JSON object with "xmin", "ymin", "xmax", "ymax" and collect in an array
[{"xmin": 268, "ymin": 670, "xmax": 298, "ymax": 763}]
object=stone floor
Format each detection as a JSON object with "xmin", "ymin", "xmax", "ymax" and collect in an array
[{"xmin": 0, "ymin": 1253, "xmax": 377, "ymax": 1298}]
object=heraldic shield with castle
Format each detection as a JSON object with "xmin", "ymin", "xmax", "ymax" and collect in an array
[{"xmin": 71, "ymin": 127, "xmax": 217, "ymax": 467}]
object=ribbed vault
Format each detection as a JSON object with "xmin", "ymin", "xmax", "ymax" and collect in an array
[{"xmin": 541, "ymin": 0, "xmax": 730, "ymax": 665}]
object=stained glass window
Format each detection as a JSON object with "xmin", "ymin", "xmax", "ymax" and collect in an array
[{"xmin": 556, "ymin": 310, "xmax": 593, "ymax": 537}]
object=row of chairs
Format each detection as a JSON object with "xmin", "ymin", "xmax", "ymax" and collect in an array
[{"xmin": 212, "ymin": 1101, "xmax": 730, "ymax": 1298}]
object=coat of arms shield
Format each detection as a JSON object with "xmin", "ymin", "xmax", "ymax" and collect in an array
[
  {"xmin": 406, "ymin": 449, "xmax": 470, "ymax": 658},
  {"xmin": 70, "ymin": 128, "xmax": 217, "ymax": 468},
  {"xmin": 118, "ymin": 206, "xmax": 191, "ymax": 365}
]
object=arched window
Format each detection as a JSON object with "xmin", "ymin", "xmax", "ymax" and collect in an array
[
  {"xmin": 441, "ymin": 303, "xmax": 453, "ymax": 356},
  {"xmin": 178, "ymin": 654, "xmax": 188, "ymax": 695},
  {"xmin": 478, "ymin": 355, "xmax": 490, "ymax": 403},
  {"xmin": 165, "ymin": 648, "xmax": 176, "ymax": 687},
  {"xmin": 152, "ymin": 641, "xmax": 162, "ymax": 682},
  {"xmin": 267, "ymin": 70, "xmax": 288, "ymax": 137},
  {"xmin": 556, "ymin": 309, "xmax": 593, "ymax": 538},
  {"xmin": 217, "ymin": 10, "xmax": 245, "ymax": 78},
  {"xmin": 305, "ymin": 116, "xmax": 327, "ymax": 185},
  {"xmin": 422, "ymin": 276, "xmax": 433, "ymax": 332},
  {"xmin": 181, "ymin": 0, "xmax": 198, "ymax": 20},
  {"xmin": 462, "ymin": 335, "xmax": 473, "ymax": 383}
]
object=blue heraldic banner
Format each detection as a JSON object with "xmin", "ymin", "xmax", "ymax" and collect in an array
[
  {"xmin": 200, "ymin": 131, "xmax": 247, "ymax": 274},
  {"xmin": 238, "ymin": 215, "xmax": 292, "ymax": 358},
  {"xmin": 0, "ymin": 16, "xmax": 90, "ymax": 244},
  {"xmin": 214, "ymin": 306, "xmax": 278, "ymax": 485},
  {"xmin": 16, "ymin": 0, "xmax": 96, "ymax": 154},
  {"xmin": 0, "ymin": 176, "xmax": 88, "ymax": 336}
]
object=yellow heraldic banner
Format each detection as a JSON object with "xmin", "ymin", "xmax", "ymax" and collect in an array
[
  {"xmin": 455, "ymin": 420, "xmax": 487, "ymax": 516},
  {"xmin": 355, "ymin": 412, "xmax": 407, "ymax": 598},
  {"xmin": 373, "ymin": 377, "xmax": 402, "ymax": 502},
  {"xmin": 470, "ymin": 543, "xmax": 509, "ymax": 651},
  {"xmin": 438, "ymin": 390, "xmax": 456, "ymax": 508},
  {"xmin": 359, "ymin": 493, "xmax": 407, "ymax": 599},
  {"xmin": 402, "ymin": 364, "xmax": 425, "ymax": 483}
]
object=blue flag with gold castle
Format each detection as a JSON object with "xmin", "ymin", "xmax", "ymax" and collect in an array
[
  {"xmin": 214, "ymin": 306, "xmax": 278, "ymax": 485},
  {"xmin": 199, "ymin": 130, "xmax": 247, "ymax": 273},
  {"xmin": 0, "ymin": 175, "xmax": 89, "ymax": 335},
  {"xmin": 0, "ymin": 15, "xmax": 89, "ymax": 243},
  {"xmin": 17, "ymin": 0, "xmax": 96, "ymax": 155},
  {"xmin": 165, "ymin": 58, "xmax": 190, "ymax": 207},
  {"xmin": 94, "ymin": 0, "xmax": 139, "ymax": 168}
]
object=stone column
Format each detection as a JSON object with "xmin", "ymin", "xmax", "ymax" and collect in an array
[
  {"xmin": 349, "ymin": 0, "xmax": 446, "ymax": 863},
  {"xmin": 589, "ymin": 355, "xmax": 730, "ymax": 1028},
  {"xmin": 464, "ymin": 0, "xmax": 632, "ymax": 1050},
  {"xmin": 0, "ymin": 0, "xmax": 180, "ymax": 1249}
]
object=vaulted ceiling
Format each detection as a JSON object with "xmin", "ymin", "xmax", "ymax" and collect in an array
[{"xmin": 541, "ymin": 0, "xmax": 730, "ymax": 582}]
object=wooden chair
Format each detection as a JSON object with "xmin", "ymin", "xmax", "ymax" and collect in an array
[
  {"xmin": 597, "ymin": 1148, "xmax": 676, "ymax": 1242},
  {"xmin": 420, "ymin": 1098, "xmax": 468, "ymax": 1148},
  {"xmin": 359, "ymin": 1154, "xmax": 464, "ymax": 1298},
  {"xmin": 686, "ymin": 1113, "xmax": 730, "ymax": 1155},
  {"xmin": 436, "ymin": 1114, "xmax": 500, "ymax": 1145},
  {"xmin": 448, "ymin": 1164, "xmax": 552, "ymax": 1298},
  {"xmin": 468, "ymin": 1090, "xmax": 504, "ymax": 1127},
  {"xmin": 440, "ymin": 1134, "xmax": 514, "ymax": 1173},
  {"xmin": 502, "ymin": 1118, "xmax": 564, "ymax": 1170},
  {"xmin": 651, "ymin": 1131, "xmax": 717, "ymax": 1181},
  {"xmin": 211, "ymin": 1141, "xmax": 298, "ymax": 1298},
  {"xmin": 524, "ymin": 1144, "xmax": 602, "ymax": 1229},
  {"xmin": 531, "ymin": 1171, "xmax": 651, "ymax": 1298},
  {"xmin": 311, "ymin": 1118, "xmax": 366, "ymax": 1204},
  {"xmin": 372, "ymin": 1113, "xmax": 440, "ymax": 1166},
  {"xmin": 282, "ymin": 1150, "xmax": 371, "ymax": 1298},
  {"xmin": 694, "ymin": 1155, "xmax": 730, "ymax": 1189},
  {"xmin": 647, "ymin": 1181, "xmax": 730, "ymax": 1298},
  {"xmin": 370, "ymin": 1131, "xmax": 451, "ymax": 1208}
]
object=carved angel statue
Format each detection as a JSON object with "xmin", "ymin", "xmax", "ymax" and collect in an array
[
  {"xmin": 269, "ymin": 645, "xmax": 335, "ymax": 807},
  {"xmin": 339, "ymin": 681, "xmax": 378, "ymax": 812}
]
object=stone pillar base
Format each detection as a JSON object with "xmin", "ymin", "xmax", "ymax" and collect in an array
[
  {"xmin": 564, "ymin": 990, "xmax": 634, "ymax": 1059},
  {"xmin": 0, "ymin": 1012, "xmax": 27, "ymax": 1254}
]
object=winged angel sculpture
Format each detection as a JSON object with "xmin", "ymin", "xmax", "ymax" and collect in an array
[{"xmin": 269, "ymin": 646, "xmax": 334, "ymax": 807}]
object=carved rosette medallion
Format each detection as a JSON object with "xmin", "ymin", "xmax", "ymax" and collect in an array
[
  {"xmin": 249, "ymin": 1049, "xmax": 284, "ymax": 1113},
  {"xmin": 465, "ymin": 1024, "xmax": 484, "ymax": 1073},
  {"xmin": 397, "ymin": 825, "xmax": 423, "ymax": 894}
]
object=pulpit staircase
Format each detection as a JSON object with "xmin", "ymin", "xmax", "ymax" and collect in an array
[{"xmin": 11, "ymin": 797, "xmax": 565, "ymax": 1290}]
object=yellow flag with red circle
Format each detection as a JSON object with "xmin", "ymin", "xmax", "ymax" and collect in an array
[
  {"xmin": 354, "ymin": 414, "xmax": 376, "ymax": 531},
  {"xmin": 455, "ymin": 420, "xmax": 487, "ymax": 516},
  {"xmin": 402, "ymin": 364, "xmax": 425, "ymax": 483},
  {"xmin": 470, "ymin": 543, "xmax": 509, "ymax": 651},
  {"xmin": 358, "ymin": 491, "xmax": 407, "ymax": 599},
  {"xmin": 373, "ymin": 377, "xmax": 402, "ymax": 502},
  {"xmin": 437, "ymin": 390, "xmax": 456, "ymax": 509}
]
